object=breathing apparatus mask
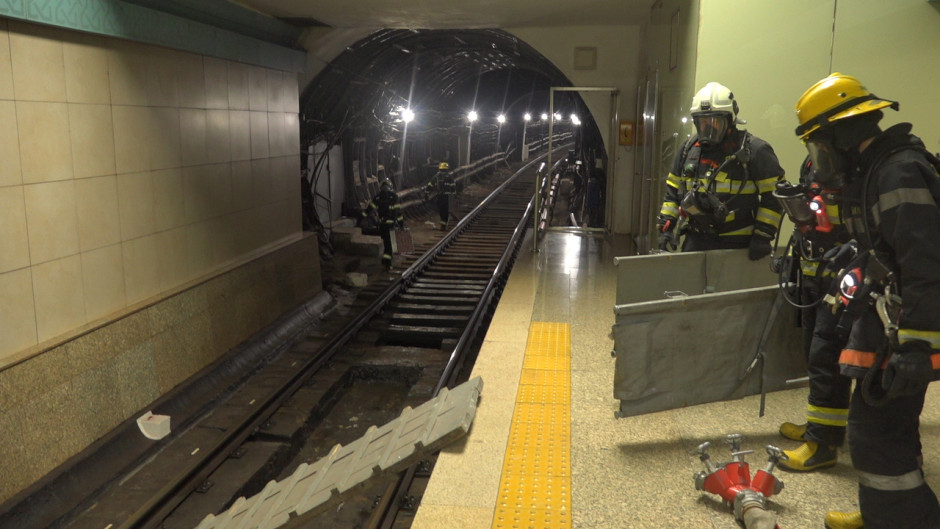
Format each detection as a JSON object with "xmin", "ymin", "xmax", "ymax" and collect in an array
[
  {"xmin": 772, "ymin": 180, "xmax": 834, "ymax": 233},
  {"xmin": 692, "ymin": 113, "xmax": 731, "ymax": 148}
]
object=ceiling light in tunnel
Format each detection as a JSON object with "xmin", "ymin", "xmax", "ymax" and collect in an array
[
  {"xmin": 467, "ymin": 111, "xmax": 478, "ymax": 122},
  {"xmin": 523, "ymin": 113, "xmax": 531, "ymax": 122},
  {"xmin": 553, "ymin": 113, "xmax": 562, "ymax": 121},
  {"xmin": 571, "ymin": 114, "xmax": 581, "ymax": 125},
  {"xmin": 497, "ymin": 114, "xmax": 506, "ymax": 124},
  {"xmin": 541, "ymin": 113, "xmax": 548, "ymax": 121},
  {"xmin": 402, "ymin": 108, "xmax": 415, "ymax": 123}
]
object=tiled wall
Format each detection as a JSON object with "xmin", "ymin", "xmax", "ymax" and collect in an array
[
  {"xmin": 0, "ymin": 19, "xmax": 303, "ymax": 363},
  {"xmin": 0, "ymin": 19, "xmax": 319, "ymax": 503}
]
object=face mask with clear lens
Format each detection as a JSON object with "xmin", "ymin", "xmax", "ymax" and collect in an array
[
  {"xmin": 806, "ymin": 140, "xmax": 848, "ymax": 187},
  {"xmin": 693, "ymin": 114, "xmax": 729, "ymax": 146}
]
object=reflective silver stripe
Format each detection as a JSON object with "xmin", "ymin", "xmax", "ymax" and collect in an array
[
  {"xmin": 878, "ymin": 187, "xmax": 936, "ymax": 212},
  {"xmin": 857, "ymin": 468, "xmax": 925, "ymax": 491}
]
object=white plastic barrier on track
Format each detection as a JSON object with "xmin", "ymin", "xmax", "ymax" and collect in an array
[
  {"xmin": 612, "ymin": 249, "xmax": 805, "ymax": 418},
  {"xmin": 194, "ymin": 376, "xmax": 483, "ymax": 529}
]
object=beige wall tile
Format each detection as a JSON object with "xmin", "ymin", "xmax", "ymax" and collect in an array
[
  {"xmin": 24, "ymin": 180, "xmax": 79, "ymax": 264},
  {"xmin": 112, "ymin": 105, "xmax": 151, "ymax": 174},
  {"xmin": 16, "ymin": 101, "xmax": 73, "ymax": 184},
  {"xmin": 229, "ymin": 110, "xmax": 251, "ymax": 161},
  {"xmin": 206, "ymin": 109, "xmax": 231, "ymax": 164},
  {"xmin": 122, "ymin": 235, "xmax": 160, "ymax": 304},
  {"xmin": 225, "ymin": 210, "xmax": 250, "ymax": 258},
  {"xmin": 267, "ymin": 112, "xmax": 286, "ymax": 157},
  {"xmin": 204, "ymin": 57, "xmax": 229, "ymax": 110},
  {"xmin": 146, "ymin": 48, "xmax": 179, "ymax": 108},
  {"xmin": 284, "ymin": 75, "xmax": 299, "ymax": 114},
  {"xmin": 269, "ymin": 155, "xmax": 291, "ymax": 202},
  {"xmin": 0, "ymin": 186, "xmax": 29, "ymax": 273},
  {"xmin": 74, "ymin": 175, "xmax": 120, "ymax": 252},
  {"xmin": 227, "ymin": 61, "xmax": 250, "ymax": 110},
  {"xmin": 250, "ymin": 158, "xmax": 273, "ymax": 207},
  {"xmin": 0, "ymin": 268, "xmax": 37, "ymax": 361},
  {"xmin": 32, "ymin": 254, "xmax": 85, "ymax": 343},
  {"xmin": 249, "ymin": 111, "xmax": 269, "ymax": 159},
  {"xmin": 206, "ymin": 163, "xmax": 233, "ymax": 219},
  {"xmin": 68, "ymin": 103, "xmax": 116, "ymax": 178},
  {"xmin": 0, "ymin": 101, "xmax": 22, "ymax": 186},
  {"xmin": 117, "ymin": 171, "xmax": 154, "ymax": 241},
  {"xmin": 154, "ymin": 227, "xmax": 190, "ymax": 291},
  {"xmin": 285, "ymin": 112, "xmax": 299, "ymax": 154},
  {"xmin": 153, "ymin": 168, "xmax": 185, "ymax": 232},
  {"xmin": 150, "ymin": 108, "xmax": 182, "ymax": 171},
  {"xmin": 8, "ymin": 21, "xmax": 66, "ymax": 102},
  {"xmin": 284, "ymin": 196, "xmax": 302, "ymax": 236},
  {"xmin": 0, "ymin": 23, "xmax": 14, "ymax": 100},
  {"xmin": 185, "ymin": 221, "xmax": 213, "ymax": 278},
  {"xmin": 180, "ymin": 108, "xmax": 208, "ymax": 166},
  {"xmin": 247, "ymin": 65, "xmax": 267, "ymax": 111},
  {"xmin": 107, "ymin": 43, "xmax": 148, "ymax": 106},
  {"xmin": 176, "ymin": 51, "xmax": 206, "ymax": 109},
  {"xmin": 231, "ymin": 160, "xmax": 252, "ymax": 212},
  {"xmin": 63, "ymin": 36, "xmax": 110, "ymax": 105},
  {"xmin": 268, "ymin": 70, "xmax": 299, "ymax": 113},
  {"xmin": 183, "ymin": 165, "xmax": 211, "ymax": 224},
  {"xmin": 81, "ymin": 244, "xmax": 125, "ymax": 321}
]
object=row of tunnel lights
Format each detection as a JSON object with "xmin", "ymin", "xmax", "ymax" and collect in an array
[{"xmin": 396, "ymin": 107, "xmax": 581, "ymax": 126}]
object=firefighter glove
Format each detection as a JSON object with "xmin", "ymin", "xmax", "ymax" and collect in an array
[
  {"xmin": 657, "ymin": 229, "xmax": 677, "ymax": 252},
  {"xmin": 883, "ymin": 339, "xmax": 934, "ymax": 398},
  {"xmin": 748, "ymin": 236, "xmax": 773, "ymax": 261},
  {"xmin": 822, "ymin": 240, "xmax": 858, "ymax": 274}
]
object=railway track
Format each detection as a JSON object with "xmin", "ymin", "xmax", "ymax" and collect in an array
[{"xmin": 1, "ymin": 151, "xmax": 558, "ymax": 529}]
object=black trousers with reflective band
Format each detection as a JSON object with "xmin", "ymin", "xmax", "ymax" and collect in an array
[
  {"xmin": 802, "ymin": 278, "xmax": 851, "ymax": 446},
  {"xmin": 380, "ymin": 225, "xmax": 393, "ymax": 266},
  {"xmin": 849, "ymin": 384, "xmax": 940, "ymax": 529}
]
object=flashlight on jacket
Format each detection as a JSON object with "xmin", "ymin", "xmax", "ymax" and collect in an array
[{"xmin": 810, "ymin": 195, "xmax": 833, "ymax": 233}]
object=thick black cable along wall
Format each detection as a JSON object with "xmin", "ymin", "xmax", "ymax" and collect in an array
[{"xmin": 299, "ymin": 29, "xmax": 605, "ymax": 218}]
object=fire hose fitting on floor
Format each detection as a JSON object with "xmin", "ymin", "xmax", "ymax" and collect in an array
[{"xmin": 692, "ymin": 434, "xmax": 785, "ymax": 529}]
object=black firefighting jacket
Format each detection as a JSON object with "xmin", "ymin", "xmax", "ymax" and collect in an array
[
  {"xmin": 363, "ymin": 188, "xmax": 403, "ymax": 227},
  {"xmin": 425, "ymin": 170, "xmax": 456, "ymax": 196},
  {"xmin": 837, "ymin": 123, "xmax": 940, "ymax": 378},
  {"xmin": 659, "ymin": 129, "xmax": 785, "ymax": 245}
]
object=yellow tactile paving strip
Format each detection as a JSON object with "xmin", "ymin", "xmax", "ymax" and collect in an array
[{"xmin": 492, "ymin": 322, "xmax": 571, "ymax": 529}]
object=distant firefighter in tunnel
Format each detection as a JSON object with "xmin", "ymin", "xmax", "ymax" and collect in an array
[{"xmin": 425, "ymin": 162, "xmax": 458, "ymax": 230}]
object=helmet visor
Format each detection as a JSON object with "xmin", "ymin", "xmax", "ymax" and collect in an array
[
  {"xmin": 693, "ymin": 114, "xmax": 730, "ymax": 146},
  {"xmin": 805, "ymin": 140, "xmax": 847, "ymax": 187}
]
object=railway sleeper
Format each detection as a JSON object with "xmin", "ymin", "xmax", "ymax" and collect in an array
[
  {"xmin": 379, "ymin": 324, "xmax": 463, "ymax": 347},
  {"xmin": 388, "ymin": 313, "xmax": 469, "ymax": 327}
]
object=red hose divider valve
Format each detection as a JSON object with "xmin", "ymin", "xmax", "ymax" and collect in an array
[{"xmin": 692, "ymin": 434, "xmax": 786, "ymax": 528}]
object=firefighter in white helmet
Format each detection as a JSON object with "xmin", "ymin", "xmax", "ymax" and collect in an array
[{"xmin": 657, "ymin": 82, "xmax": 785, "ymax": 258}]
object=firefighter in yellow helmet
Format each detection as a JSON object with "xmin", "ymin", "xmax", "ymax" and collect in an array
[
  {"xmin": 657, "ymin": 82, "xmax": 785, "ymax": 258},
  {"xmin": 425, "ymin": 161, "xmax": 457, "ymax": 230},
  {"xmin": 795, "ymin": 73, "xmax": 940, "ymax": 529}
]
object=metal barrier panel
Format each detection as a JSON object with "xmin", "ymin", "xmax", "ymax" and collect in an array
[
  {"xmin": 613, "ymin": 249, "xmax": 775, "ymax": 306},
  {"xmin": 611, "ymin": 250, "xmax": 804, "ymax": 418}
]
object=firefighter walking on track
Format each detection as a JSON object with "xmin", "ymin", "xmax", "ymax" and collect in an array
[
  {"xmin": 362, "ymin": 178, "xmax": 404, "ymax": 272},
  {"xmin": 425, "ymin": 162, "xmax": 458, "ymax": 230}
]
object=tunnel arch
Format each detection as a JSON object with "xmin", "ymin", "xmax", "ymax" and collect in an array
[{"xmin": 299, "ymin": 28, "xmax": 608, "ymax": 225}]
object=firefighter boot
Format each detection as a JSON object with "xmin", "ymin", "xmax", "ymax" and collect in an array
[
  {"xmin": 778, "ymin": 421, "xmax": 807, "ymax": 441},
  {"xmin": 778, "ymin": 441, "xmax": 837, "ymax": 471},
  {"xmin": 824, "ymin": 510, "xmax": 863, "ymax": 529}
]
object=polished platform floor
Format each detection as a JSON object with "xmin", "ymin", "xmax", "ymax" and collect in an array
[{"xmin": 411, "ymin": 230, "xmax": 940, "ymax": 529}]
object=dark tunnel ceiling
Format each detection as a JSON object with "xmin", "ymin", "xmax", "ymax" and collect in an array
[{"xmin": 300, "ymin": 28, "xmax": 593, "ymax": 145}]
